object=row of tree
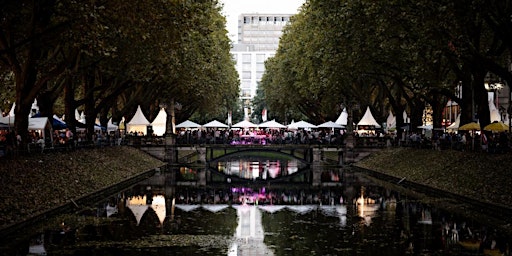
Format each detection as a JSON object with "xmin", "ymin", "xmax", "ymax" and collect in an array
[
  {"xmin": 259, "ymin": 0, "xmax": 512, "ymax": 134},
  {"xmin": 0, "ymin": 0, "xmax": 240, "ymax": 145}
]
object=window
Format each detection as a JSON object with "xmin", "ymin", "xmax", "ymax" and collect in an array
[
  {"xmin": 242, "ymin": 54, "xmax": 251, "ymax": 63},
  {"xmin": 242, "ymin": 71, "xmax": 251, "ymax": 79},
  {"xmin": 256, "ymin": 71, "xmax": 264, "ymax": 80},
  {"xmin": 256, "ymin": 63, "xmax": 265, "ymax": 72},
  {"xmin": 256, "ymin": 54, "xmax": 266, "ymax": 63}
]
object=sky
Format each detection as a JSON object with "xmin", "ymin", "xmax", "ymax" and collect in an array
[{"xmin": 219, "ymin": 0, "xmax": 305, "ymax": 42}]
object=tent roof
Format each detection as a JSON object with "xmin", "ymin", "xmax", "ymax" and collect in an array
[
  {"xmin": 317, "ymin": 121, "xmax": 344, "ymax": 129},
  {"xmin": 127, "ymin": 105, "xmax": 150, "ymax": 125},
  {"xmin": 447, "ymin": 114, "xmax": 460, "ymax": 129},
  {"xmin": 107, "ymin": 118, "xmax": 118, "ymax": 131},
  {"xmin": 176, "ymin": 120, "xmax": 201, "ymax": 128},
  {"xmin": 287, "ymin": 120, "xmax": 317, "ymax": 129},
  {"xmin": 357, "ymin": 107, "xmax": 381, "ymax": 128},
  {"xmin": 232, "ymin": 120, "xmax": 258, "ymax": 128},
  {"xmin": 29, "ymin": 117, "xmax": 52, "ymax": 130},
  {"xmin": 202, "ymin": 120, "xmax": 228, "ymax": 128},
  {"xmin": 335, "ymin": 108, "xmax": 348, "ymax": 125},
  {"xmin": 151, "ymin": 108, "xmax": 167, "ymax": 125},
  {"xmin": 386, "ymin": 110, "xmax": 396, "ymax": 129},
  {"xmin": 258, "ymin": 119, "xmax": 286, "ymax": 129}
]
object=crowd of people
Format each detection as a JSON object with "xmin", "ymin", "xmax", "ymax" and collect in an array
[{"xmin": 1, "ymin": 124, "xmax": 510, "ymax": 158}]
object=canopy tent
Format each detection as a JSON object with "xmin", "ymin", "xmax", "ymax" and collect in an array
[
  {"xmin": 8, "ymin": 103, "xmax": 15, "ymax": 117},
  {"xmin": 150, "ymin": 108, "xmax": 167, "ymax": 136},
  {"xmin": 29, "ymin": 117, "xmax": 53, "ymax": 143},
  {"xmin": 75, "ymin": 109, "xmax": 81, "ymax": 120},
  {"xmin": 489, "ymin": 100, "xmax": 502, "ymax": 123},
  {"xmin": 127, "ymin": 105, "xmax": 150, "ymax": 135},
  {"xmin": 447, "ymin": 114, "xmax": 461, "ymax": 130},
  {"xmin": 175, "ymin": 120, "xmax": 201, "ymax": 129},
  {"xmin": 0, "ymin": 115, "xmax": 14, "ymax": 127},
  {"xmin": 231, "ymin": 120, "xmax": 258, "ymax": 128},
  {"xmin": 386, "ymin": 110, "xmax": 396, "ymax": 129},
  {"xmin": 258, "ymin": 119, "xmax": 286, "ymax": 129},
  {"xmin": 202, "ymin": 120, "xmax": 229, "ymax": 128},
  {"xmin": 317, "ymin": 121, "xmax": 344, "ymax": 129},
  {"xmin": 335, "ymin": 108, "xmax": 348, "ymax": 126},
  {"xmin": 403, "ymin": 110, "xmax": 409, "ymax": 123},
  {"xmin": 107, "ymin": 118, "xmax": 119, "ymax": 132},
  {"xmin": 357, "ymin": 107, "xmax": 381, "ymax": 128},
  {"xmin": 52, "ymin": 115, "xmax": 67, "ymax": 130},
  {"xmin": 287, "ymin": 120, "xmax": 317, "ymax": 129}
]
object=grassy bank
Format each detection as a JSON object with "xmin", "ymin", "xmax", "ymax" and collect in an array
[
  {"xmin": 0, "ymin": 146, "xmax": 164, "ymax": 230},
  {"xmin": 354, "ymin": 147, "xmax": 512, "ymax": 209}
]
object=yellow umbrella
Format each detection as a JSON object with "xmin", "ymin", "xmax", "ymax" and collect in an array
[
  {"xmin": 483, "ymin": 121, "xmax": 509, "ymax": 132},
  {"xmin": 458, "ymin": 122, "xmax": 480, "ymax": 131}
]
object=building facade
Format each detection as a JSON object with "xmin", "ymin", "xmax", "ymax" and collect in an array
[{"xmin": 231, "ymin": 14, "xmax": 293, "ymax": 119}]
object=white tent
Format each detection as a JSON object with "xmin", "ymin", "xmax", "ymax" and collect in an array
[
  {"xmin": 127, "ymin": 105, "xmax": 150, "ymax": 135},
  {"xmin": 8, "ymin": 103, "xmax": 15, "ymax": 117},
  {"xmin": 232, "ymin": 120, "xmax": 258, "ymax": 128},
  {"xmin": 258, "ymin": 119, "xmax": 286, "ymax": 129},
  {"xmin": 403, "ymin": 110, "xmax": 409, "ymax": 123},
  {"xmin": 357, "ymin": 107, "xmax": 382, "ymax": 128},
  {"xmin": 447, "ymin": 114, "xmax": 460, "ymax": 130},
  {"xmin": 176, "ymin": 120, "xmax": 201, "ymax": 129},
  {"xmin": 75, "ymin": 109, "xmax": 80, "ymax": 120},
  {"xmin": 107, "ymin": 118, "xmax": 119, "ymax": 132},
  {"xmin": 150, "ymin": 108, "xmax": 167, "ymax": 136},
  {"xmin": 335, "ymin": 108, "xmax": 348, "ymax": 126},
  {"xmin": 287, "ymin": 120, "xmax": 317, "ymax": 129},
  {"xmin": 202, "ymin": 120, "xmax": 229, "ymax": 128},
  {"xmin": 0, "ymin": 115, "xmax": 15, "ymax": 127},
  {"xmin": 386, "ymin": 110, "xmax": 396, "ymax": 129},
  {"xmin": 489, "ymin": 100, "xmax": 501, "ymax": 123},
  {"xmin": 317, "ymin": 121, "xmax": 344, "ymax": 129},
  {"xmin": 28, "ymin": 117, "xmax": 53, "ymax": 142}
]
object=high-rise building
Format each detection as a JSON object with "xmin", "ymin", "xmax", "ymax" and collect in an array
[{"xmin": 231, "ymin": 14, "xmax": 293, "ymax": 119}]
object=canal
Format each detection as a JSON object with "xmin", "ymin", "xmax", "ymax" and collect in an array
[{"xmin": 2, "ymin": 158, "xmax": 511, "ymax": 255}]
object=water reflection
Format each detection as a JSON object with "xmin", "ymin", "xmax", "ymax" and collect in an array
[
  {"xmin": 216, "ymin": 157, "xmax": 303, "ymax": 180},
  {"xmin": 4, "ymin": 171, "xmax": 511, "ymax": 255}
]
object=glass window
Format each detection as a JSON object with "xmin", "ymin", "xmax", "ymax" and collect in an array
[
  {"xmin": 256, "ymin": 71, "xmax": 264, "ymax": 80},
  {"xmin": 242, "ymin": 54, "xmax": 251, "ymax": 63},
  {"xmin": 256, "ymin": 63, "xmax": 265, "ymax": 72},
  {"xmin": 242, "ymin": 71, "xmax": 251, "ymax": 79},
  {"xmin": 256, "ymin": 54, "xmax": 266, "ymax": 63}
]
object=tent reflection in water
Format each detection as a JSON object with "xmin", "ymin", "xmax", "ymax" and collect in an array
[{"xmin": 126, "ymin": 195, "xmax": 148, "ymax": 226}]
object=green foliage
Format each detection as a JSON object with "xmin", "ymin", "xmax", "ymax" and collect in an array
[{"xmin": 261, "ymin": 0, "xmax": 512, "ymax": 129}]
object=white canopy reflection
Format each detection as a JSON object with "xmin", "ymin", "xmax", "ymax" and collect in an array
[
  {"xmin": 150, "ymin": 195, "xmax": 166, "ymax": 225},
  {"xmin": 126, "ymin": 195, "xmax": 149, "ymax": 226}
]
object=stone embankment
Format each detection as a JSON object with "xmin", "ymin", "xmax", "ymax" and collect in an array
[{"xmin": 0, "ymin": 146, "xmax": 165, "ymax": 235}]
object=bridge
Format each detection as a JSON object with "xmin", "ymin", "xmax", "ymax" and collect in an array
[{"xmin": 133, "ymin": 136, "xmax": 385, "ymax": 187}]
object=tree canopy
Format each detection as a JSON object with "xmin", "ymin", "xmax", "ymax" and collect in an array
[
  {"xmin": 260, "ymin": 0, "xmax": 512, "ymax": 132},
  {"xmin": 0, "ymin": 0, "xmax": 239, "ymax": 143}
]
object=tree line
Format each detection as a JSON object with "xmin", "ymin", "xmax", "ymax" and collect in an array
[
  {"xmin": 259, "ymin": 0, "xmax": 512, "ymax": 134},
  {"xmin": 0, "ymin": 0, "xmax": 240, "ymax": 145}
]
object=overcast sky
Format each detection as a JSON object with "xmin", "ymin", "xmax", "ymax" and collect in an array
[{"xmin": 219, "ymin": 0, "xmax": 305, "ymax": 42}]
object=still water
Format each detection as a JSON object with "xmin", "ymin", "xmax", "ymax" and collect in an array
[{"xmin": 5, "ymin": 164, "xmax": 511, "ymax": 256}]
